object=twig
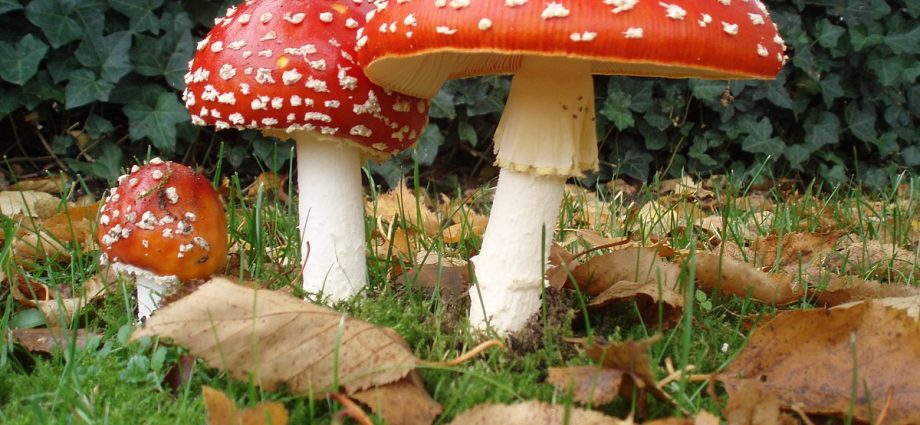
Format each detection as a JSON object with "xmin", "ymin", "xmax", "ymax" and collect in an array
[
  {"xmin": 874, "ymin": 386, "xmax": 894, "ymax": 425},
  {"xmin": 419, "ymin": 339, "xmax": 506, "ymax": 367},
  {"xmin": 330, "ymin": 393, "xmax": 374, "ymax": 425},
  {"xmin": 789, "ymin": 403, "xmax": 817, "ymax": 425}
]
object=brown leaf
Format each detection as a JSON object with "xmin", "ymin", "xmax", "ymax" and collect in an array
[
  {"xmin": 442, "ymin": 211, "xmax": 487, "ymax": 243},
  {"xmin": 34, "ymin": 270, "xmax": 116, "ymax": 327},
  {"xmin": 718, "ymin": 302, "xmax": 920, "ymax": 424},
  {"xmin": 0, "ymin": 190, "xmax": 58, "ymax": 217},
  {"xmin": 580, "ymin": 335, "xmax": 670, "ymax": 402},
  {"xmin": 445, "ymin": 401, "xmax": 628, "ymax": 425},
  {"xmin": 547, "ymin": 243, "xmax": 578, "ymax": 290},
  {"xmin": 694, "ymin": 252, "xmax": 801, "ymax": 304},
  {"xmin": 830, "ymin": 237, "xmax": 919, "ymax": 283},
  {"xmin": 202, "ymin": 385, "xmax": 289, "ymax": 425},
  {"xmin": 368, "ymin": 181, "xmax": 440, "ymax": 236},
  {"xmin": 12, "ymin": 202, "xmax": 98, "ymax": 263},
  {"xmin": 644, "ymin": 411, "xmax": 719, "ymax": 425},
  {"xmin": 570, "ymin": 247, "xmax": 680, "ymax": 296},
  {"xmin": 9, "ymin": 175, "xmax": 69, "ymax": 194},
  {"xmin": 395, "ymin": 259, "xmax": 469, "ymax": 301},
  {"xmin": 815, "ymin": 276, "xmax": 920, "ymax": 306},
  {"xmin": 11, "ymin": 328, "xmax": 100, "ymax": 354},
  {"xmin": 350, "ymin": 371, "xmax": 442, "ymax": 425},
  {"xmin": 723, "ymin": 381, "xmax": 796, "ymax": 425},
  {"xmin": 750, "ymin": 231, "xmax": 843, "ymax": 269},
  {"xmin": 133, "ymin": 277, "xmax": 417, "ymax": 396},
  {"xmin": 546, "ymin": 366, "xmax": 624, "ymax": 406},
  {"xmin": 588, "ymin": 279, "xmax": 684, "ymax": 328}
]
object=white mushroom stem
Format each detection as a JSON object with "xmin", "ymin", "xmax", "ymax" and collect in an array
[
  {"xmin": 292, "ymin": 131, "xmax": 368, "ymax": 301},
  {"xmin": 469, "ymin": 56, "xmax": 598, "ymax": 334},
  {"xmin": 110, "ymin": 263, "xmax": 179, "ymax": 322},
  {"xmin": 469, "ymin": 170, "xmax": 565, "ymax": 332}
]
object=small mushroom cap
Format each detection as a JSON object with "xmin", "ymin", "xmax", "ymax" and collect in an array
[
  {"xmin": 358, "ymin": 0, "xmax": 788, "ymax": 98},
  {"xmin": 96, "ymin": 160, "xmax": 228, "ymax": 281},
  {"xmin": 183, "ymin": 0, "xmax": 430, "ymax": 158}
]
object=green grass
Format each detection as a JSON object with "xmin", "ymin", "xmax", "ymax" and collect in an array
[{"xmin": 2, "ymin": 168, "xmax": 919, "ymax": 424}]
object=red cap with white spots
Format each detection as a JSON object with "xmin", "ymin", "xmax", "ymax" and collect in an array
[
  {"xmin": 183, "ymin": 0, "xmax": 430, "ymax": 157},
  {"xmin": 358, "ymin": 0, "xmax": 788, "ymax": 98},
  {"xmin": 97, "ymin": 159, "xmax": 228, "ymax": 281}
]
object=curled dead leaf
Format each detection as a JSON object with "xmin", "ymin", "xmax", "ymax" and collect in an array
[
  {"xmin": 11, "ymin": 328, "xmax": 100, "ymax": 354},
  {"xmin": 0, "ymin": 190, "xmax": 58, "ymax": 217},
  {"xmin": 446, "ymin": 401, "xmax": 628, "ymax": 425},
  {"xmin": 202, "ymin": 385, "xmax": 288, "ymax": 425},
  {"xmin": 570, "ymin": 247, "xmax": 680, "ymax": 296},
  {"xmin": 588, "ymin": 279, "xmax": 684, "ymax": 328},
  {"xmin": 718, "ymin": 301, "xmax": 920, "ymax": 424},
  {"xmin": 133, "ymin": 277, "xmax": 418, "ymax": 396},
  {"xmin": 723, "ymin": 381, "xmax": 796, "ymax": 425},
  {"xmin": 546, "ymin": 366, "xmax": 623, "ymax": 406},
  {"xmin": 350, "ymin": 371, "xmax": 442, "ymax": 425},
  {"xmin": 694, "ymin": 252, "xmax": 801, "ymax": 305}
]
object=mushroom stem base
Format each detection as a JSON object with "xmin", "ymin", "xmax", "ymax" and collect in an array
[
  {"xmin": 469, "ymin": 169, "xmax": 565, "ymax": 334},
  {"xmin": 110, "ymin": 263, "xmax": 178, "ymax": 321},
  {"xmin": 293, "ymin": 132, "xmax": 368, "ymax": 301}
]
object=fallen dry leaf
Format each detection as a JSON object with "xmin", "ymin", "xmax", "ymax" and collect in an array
[
  {"xmin": 718, "ymin": 301, "xmax": 920, "ymax": 424},
  {"xmin": 445, "ymin": 401, "xmax": 628, "ymax": 425},
  {"xmin": 11, "ymin": 202, "xmax": 98, "ymax": 264},
  {"xmin": 0, "ymin": 190, "xmax": 58, "ymax": 217},
  {"xmin": 35, "ymin": 270, "xmax": 115, "ymax": 327},
  {"xmin": 11, "ymin": 328, "xmax": 100, "ymax": 354},
  {"xmin": 202, "ymin": 385, "xmax": 288, "ymax": 425},
  {"xmin": 133, "ymin": 277, "xmax": 417, "ymax": 396},
  {"xmin": 570, "ymin": 247, "xmax": 680, "ymax": 296},
  {"xmin": 815, "ymin": 276, "xmax": 920, "ymax": 307},
  {"xmin": 9, "ymin": 175, "xmax": 69, "ymax": 194},
  {"xmin": 350, "ymin": 371, "xmax": 442, "ymax": 425},
  {"xmin": 395, "ymin": 258, "xmax": 469, "ymax": 301},
  {"xmin": 831, "ymin": 236, "xmax": 919, "ymax": 283},
  {"xmin": 723, "ymin": 381, "xmax": 796, "ymax": 425},
  {"xmin": 694, "ymin": 252, "xmax": 801, "ymax": 305},
  {"xmin": 369, "ymin": 181, "xmax": 440, "ymax": 236},
  {"xmin": 588, "ymin": 279, "xmax": 684, "ymax": 327},
  {"xmin": 442, "ymin": 210, "xmax": 488, "ymax": 243},
  {"xmin": 546, "ymin": 365, "xmax": 623, "ymax": 406},
  {"xmin": 750, "ymin": 231, "xmax": 843, "ymax": 270},
  {"xmin": 583, "ymin": 335, "xmax": 669, "ymax": 402}
]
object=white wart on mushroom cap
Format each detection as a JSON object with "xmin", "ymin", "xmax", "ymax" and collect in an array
[
  {"xmin": 183, "ymin": 0, "xmax": 430, "ymax": 158},
  {"xmin": 359, "ymin": 0, "xmax": 787, "ymax": 101}
]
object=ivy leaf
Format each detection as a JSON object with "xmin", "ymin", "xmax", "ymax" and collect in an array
[
  {"xmin": 74, "ymin": 30, "xmax": 132, "ymax": 83},
  {"xmin": 25, "ymin": 0, "xmax": 82, "ymax": 47},
  {"xmin": 0, "ymin": 34, "xmax": 49, "ymax": 85},
  {"xmin": 123, "ymin": 89, "xmax": 188, "ymax": 152},
  {"xmin": 902, "ymin": 146, "xmax": 920, "ymax": 167},
  {"xmin": 611, "ymin": 149, "xmax": 652, "ymax": 181},
  {"xmin": 803, "ymin": 111, "xmax": 840, "ymax": 150},
  {"xmin": 411, "ymin": 124, "xmax": 444, "ymax": 166},
  {"xmin": 131, "ymin": 30, "xmax": 193, "ymax": 89},
  {"xmin": 885, "ymin": 26, "xmax": 920, "ymax": 55},
  {"xmin": 0, "ymin": 87, "xmax": 19, "ymax": 120},
  {"xmin": 429, "ymin": 90, "xmax": 456, "ymax": 120},
  {"xmin": 0, "ymin": 0, "xmax": 21, "ymax": 15},
  {"xmin": 845, "ymin": 102, "xmax": 878, "ymax": 143},
  {"xmin": 784, "ymin": 144, "xmax": 812, "ymax": 170},
  {"xmin": 815, "ymin": 19, "xmax": 846, "ymax": 48},
  {"xmin": 754, "ymin": 77, "xmax": 794, "ymax": 110},
  {"xmin": 600, "ymin": 91, "xmax": 634, "ymax": 130},
  {"xmin": 741, "ymin": 118, "xmax": 784, "ymax": 157},
  {"xmin": 108, "ymin": 0, "xmax": 163, "ymax": 34},
  {"xmin": 689, "ymin": 79, "xmax": 726, "ymax": 102},
  {"xmin": 65, "ymin": 140, "xmax": 123, "ymax": 181},
  {"xmin": 65, "ymin": 69, "xmax": 115, "ymax": 109},
  {"xmin": 819, "ymin": 74, "xmax": 844, "ymax": 108}
]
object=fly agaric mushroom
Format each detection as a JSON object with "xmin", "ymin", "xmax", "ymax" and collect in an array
[
  {"xmin": 183, "ymin": 0, "xmax": 429, "ymax": 301},
  {"xmin": 358, "ymin": 0, "xmax": 787, "ymax": 333},
  {"xmin": 97, "ymin": 159, "xmax": 228, "ymax": 320}
]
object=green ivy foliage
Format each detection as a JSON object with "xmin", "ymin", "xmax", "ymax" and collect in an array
[{"xmin": 0, "ymin": 0, "xmax": 918, "ymax": 188}]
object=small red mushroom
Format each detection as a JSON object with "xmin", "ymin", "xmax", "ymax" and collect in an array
[{"xmin": 97, "ymin": 159, "xmax": 228, "ymax": 320}]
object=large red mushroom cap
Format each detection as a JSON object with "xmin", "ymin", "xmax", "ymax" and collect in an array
[
  {"xmin": 183, "ymin": 0, "xmax": 430, "ymax": 158},
  {"xmin": 358, "ymin": 0, "xmax": 788, "ymax": 98},
  {"xmin": 97, "ymin": 159, "xmax": 228, "ymax": 281}
]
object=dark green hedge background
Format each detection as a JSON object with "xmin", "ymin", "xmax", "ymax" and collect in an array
[{"xmin": 1, "ymin": 0, "xmax": 918, "ymax": 188}]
